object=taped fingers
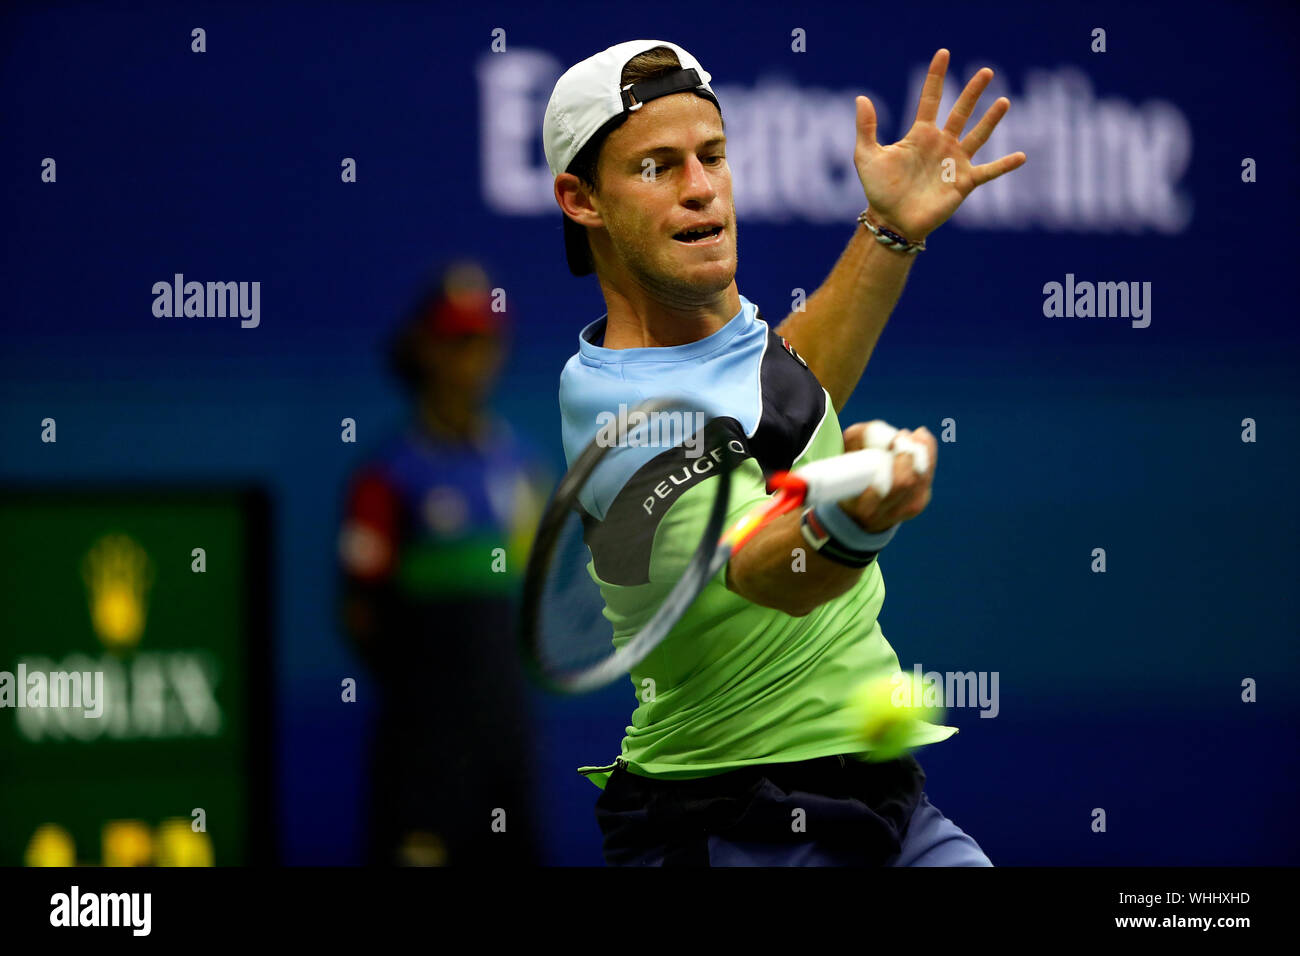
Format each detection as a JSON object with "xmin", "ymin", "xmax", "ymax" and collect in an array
[
  {"xmin": 863, "ymin": 421, "xmax": 899, "ymax": 451},
  {"xmin": 892, "ymin": 434, "xmax": 929, "ymax": 476},
  {"xmin": 860, "ymin": 421, "xmax": 931, "ymax": 476},
  {"xmin": 867, "ymin": 431, "xmax": 933, "ymax": 527}
]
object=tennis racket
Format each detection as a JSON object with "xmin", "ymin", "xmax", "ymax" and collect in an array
[{"xmin": 519, "ymin": 398, "xmax": 928, "ymax": 694}]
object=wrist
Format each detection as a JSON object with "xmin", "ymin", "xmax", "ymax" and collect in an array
[
  {"xmin": 816, "ymin": 501, "xmax": 899, "ymax": 550},
  {"xmin": 800, "ymin": 507, "xmax": 876, "ymax": 568},
  {"xmin": 858, "ymin": 208, "xmax": 927, "ymax": 254},
  {"xmin": 860, "ymin": 207, "xmax": 906, "ymax": 236},
  {"xmin": 835, "ymin": 500, "xmax": 891, "ymax": 535},
  {"xmin": 800, "ymin": 503, "xmax": 898, "ymax": 567}
]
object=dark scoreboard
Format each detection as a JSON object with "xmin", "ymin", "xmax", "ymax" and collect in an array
[{"xmin": 0, "ymin": 488, "xmax": 270, "ymax": 865}]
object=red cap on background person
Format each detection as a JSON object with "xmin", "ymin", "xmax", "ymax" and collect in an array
[
  {"xmin": 424, "ymin": 292, "xmax": 500, "ymax": 337},
  {"xmin": 419, "ymin": 261, "xmax": 506, "ymax": 339}
]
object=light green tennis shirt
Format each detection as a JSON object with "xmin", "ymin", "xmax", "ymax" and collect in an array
[{"xmin": 559, "ymin": 298, "xmax": 956, "ymax": 788}]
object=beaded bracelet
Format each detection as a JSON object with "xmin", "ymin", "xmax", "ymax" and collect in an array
[{"xmin": 858, "ymin": 209, "xmax": 926, "ymax": 254}]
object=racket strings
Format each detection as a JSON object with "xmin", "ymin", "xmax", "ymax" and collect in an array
[
  {"xmin": 538, "ymin": 506, "xmax": 618, "ymax": 674},
  {"xmin": 521, "ymin": 399, "xmax": 743, "ymax": 693}
]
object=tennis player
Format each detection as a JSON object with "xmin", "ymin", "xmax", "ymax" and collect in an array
[{"xmin": 543, "ymin": 40, "xmax": 1025, "ymax": 866}]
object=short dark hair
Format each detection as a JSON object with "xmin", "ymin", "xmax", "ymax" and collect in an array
[{"xmin": 562, "ymin": 46, "xmax": 723, "ymax": 277}]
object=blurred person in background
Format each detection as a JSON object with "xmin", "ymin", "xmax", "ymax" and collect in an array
[{"xmin": 338, "ymin": 261, "xmax": 549, "ymax": 866}]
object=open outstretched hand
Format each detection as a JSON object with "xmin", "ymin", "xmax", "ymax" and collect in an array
[{"xmin": 855, "ymin": 49, "xmax": 1026, "ymax": 240}]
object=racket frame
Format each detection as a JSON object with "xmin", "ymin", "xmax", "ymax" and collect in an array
[{"xmin": 519, "ymin": 397, "xmax": 741, "ymax": 694}]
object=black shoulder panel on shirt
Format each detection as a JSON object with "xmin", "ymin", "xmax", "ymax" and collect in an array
[
  {"xmin": 583, "ymin": 416, "xmax": 749, "ymax": 588},
  {"xmin": 748, "ymin": 310, "xmax": 828, "ymax": 476}
]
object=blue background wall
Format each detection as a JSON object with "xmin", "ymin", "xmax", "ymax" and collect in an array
[{"xmin": 2, "ymin": 0, "xmax": 1297, "ymax": 864}]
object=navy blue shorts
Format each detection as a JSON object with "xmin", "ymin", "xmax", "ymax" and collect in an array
[{"xmin": 594, "ymin": 754, "xmax": 991, "ymax": 867}]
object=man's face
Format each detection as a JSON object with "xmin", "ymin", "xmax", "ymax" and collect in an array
[
  {"xmin": 421, "ymin": 332, "xmax": 504, "ymax": 403},
  {"xmin": 589, "ymin": 94, "xmax": 736, "ymax": 302}
]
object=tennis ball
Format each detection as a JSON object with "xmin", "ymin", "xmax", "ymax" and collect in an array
[{"xmin": 847, "ymin": 670, "xmax": 943, "ymax": 761}]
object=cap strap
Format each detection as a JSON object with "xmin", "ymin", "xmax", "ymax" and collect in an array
[{"xmin": 620, "ymin": 68, "xmax": 711, "ymax": 112}]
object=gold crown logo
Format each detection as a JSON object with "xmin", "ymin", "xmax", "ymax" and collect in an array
[{"xmin": 81, "ymin": 533, "xmax": 154, "ymax": 650}]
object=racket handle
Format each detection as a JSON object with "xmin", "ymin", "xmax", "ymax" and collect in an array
[{"xmin": 797, "ymin": 448, "xmax": 895, "ymax": 504}]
